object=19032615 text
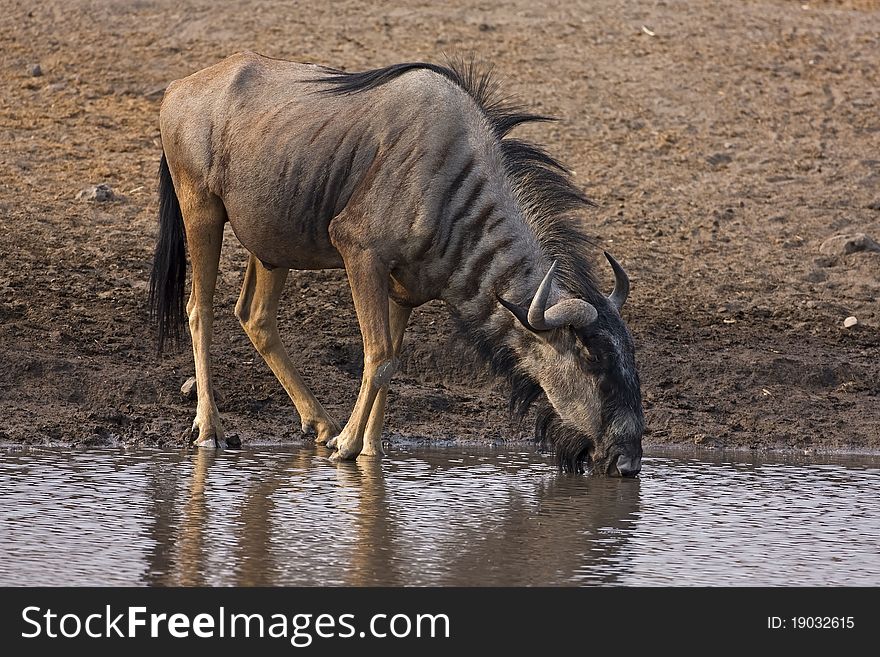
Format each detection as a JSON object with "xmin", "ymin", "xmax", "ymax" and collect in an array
[{"xmin": 767, "ymin": 616, "xmax": 855, "ymax": 630}]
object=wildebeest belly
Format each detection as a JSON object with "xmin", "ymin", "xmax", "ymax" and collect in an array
[
  {"xmin": 219, "ymin": 117, "xmax": 380, "ymax": 271},
  {"xmin": 223, "ymin": 191, "xmax": 345, "ymax": 271}
]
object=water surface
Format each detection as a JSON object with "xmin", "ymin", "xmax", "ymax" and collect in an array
[{"xmin": 0, "ymin": 446, "xmax": 877, "ymax": 586}]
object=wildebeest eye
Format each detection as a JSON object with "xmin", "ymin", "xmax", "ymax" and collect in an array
[
  {"xmin": 575, "ymin": 329, "xmax": 599, "ymax": 351},
  {"xmin": 573, "ymin": 332, "xmax": 599, "ymax": 363},
  {"xmin": 578, "ymin": 331, "xmax": 617, "ymax": 368}
]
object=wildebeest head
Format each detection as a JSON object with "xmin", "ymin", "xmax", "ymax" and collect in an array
[{"xmin": 499, "ymin": 253, "xmax": 644, "ymax": 477}]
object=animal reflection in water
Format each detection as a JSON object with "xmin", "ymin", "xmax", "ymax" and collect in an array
[
  {"xmin": 150, "ymin": 52, "xmax": 644, "ymax": 475},
  {"xmin": 142, "ymin": 448, "xmax": 640, "ymax": 586}
]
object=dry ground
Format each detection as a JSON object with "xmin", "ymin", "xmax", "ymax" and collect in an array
[{"xmin": 1, "ymin": 0, "xmax": 878, "ymax": 453}]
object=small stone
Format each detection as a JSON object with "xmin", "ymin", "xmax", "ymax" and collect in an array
[
  {"xmin": 819, "ymin": 233, "xmax": 880, "ymax": 256},
  {"xmin": 706, "ymin": 153, "xmax": 732, "ymax": 166},
  {"xmin": 49, "ymin": 329, "xmax": 72, "ymax": 343},
  {"xmin": 180, "ymin": 376, "xmax": 197, "ymax": 400},
  {"xmin": 76, "ymin": 183, "xmax": 116, "ymax": 202},
  {"xmin": 29, "ymin": 64, "xmax": 42, "ymax": 77},
  {"xmin": 867, "ymin": 200, "xmax": 880, "ymax": 211},
  {"xmin": 180, "ymin": 376, "xmax": 224, "ymax": 402},
  {"xmin": 843, "ymin": 316, "xmax": 858, "ymax": 328}
]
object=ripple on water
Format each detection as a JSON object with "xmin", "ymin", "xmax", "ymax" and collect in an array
[{"xmin": 0, "ymin": 447, "xmax": 877, "ymax": 586}]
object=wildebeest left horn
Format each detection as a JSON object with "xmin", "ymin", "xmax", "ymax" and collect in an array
[
  {"xmin": 527, "ymin": 261, "xmax": 598, "ymax": 330},
  {"xmin": 604, "ymin": 251, "xmax": 629, "ymax": 311}
]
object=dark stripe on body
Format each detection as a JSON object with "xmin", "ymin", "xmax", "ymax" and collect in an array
[
  {"xmin": 457, "ymin": 236, "xmax": 516, "ymax": 306},
  {"xmin": 382, "ymin": 126, "xmax": 407, "ymax": 156},
  {"xmin": 383, "ymin": 145, "xmax": 423, "ymax": 216},
  {"xmin": 311, "ymin": 124, "xmax": 355, "ymax": 242},
  {"xmin": 308, "ymin": 116, "xmax": 334, "ymax": 145},
  {"xmin": 282, "ymin": 153, "xmax": 303, "ymax": 228},
  {"xmin": 472, "ymin": 256, "xmax": 532, "ymax": 326},
  {"xmin": 410, "ymin": 153, "xmax": 477, "ymax": 259},
  {"xmin": 437, "ymin": 177, "xmax": 487, "ymax": 258},
  {"xmin": 445, "ymin": 203, "xmax": 496, "ymax": 273},
  {"xmin": 409, "ymin": 133, "xmax": 466, "ymax": 232},
  {"xmin": 331, "ymin": 132, "xmax": 363, "ymax": 216},
  {"xmin": 439, "ymin": 156, "xmax": 475, "ymax": 210}
]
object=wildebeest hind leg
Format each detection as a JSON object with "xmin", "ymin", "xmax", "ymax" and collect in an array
[
  {"xmin": 181, "ymin": 191, "xmax": 225, "ymax": 448},
  {"xmin": 360, "ymin": 299, "xmax": 411, "ymax": 457},
  {"xmin": 235, "ymin": 254, "xmax": 341, "ymax": 443}
]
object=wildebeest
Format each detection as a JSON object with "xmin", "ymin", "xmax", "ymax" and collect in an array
[{"xmin": 150, "ymin": 51, "xmax": 643, "ymax": 476}]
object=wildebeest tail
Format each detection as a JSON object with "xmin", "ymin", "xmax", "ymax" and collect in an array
[{"xmin": 149, "ymin": 152, "xmax": 186, "ymax": 353}]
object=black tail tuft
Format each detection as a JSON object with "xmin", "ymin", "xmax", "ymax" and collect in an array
[{"xmin": 148, "ymin": 153, "xmax": 186, "ymax": 353}]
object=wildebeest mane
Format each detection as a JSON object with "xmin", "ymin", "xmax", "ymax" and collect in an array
[{"xmin": 317, "ymin": 59, "xmax": 605, "ymax": 472}]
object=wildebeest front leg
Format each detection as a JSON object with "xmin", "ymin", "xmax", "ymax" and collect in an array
[
  {"xmin": 328, "ymin": 250, "xmax": 395, "ymax": 461},
  {"xmin": 235, "ymin": 254, "xmax": 340, "ymax": 443},
  {"xmin": 360, "ymin": 299, "xmax": 411, "ymax": 457}
]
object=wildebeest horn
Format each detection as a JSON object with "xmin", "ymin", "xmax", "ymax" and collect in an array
[
  {"xmin": 604, "ymin": 251, "xmax": 629, "ymax": 311},
  {"xmin": 526, "ymin": 261, "xmax": 598, "ymax": 330}
]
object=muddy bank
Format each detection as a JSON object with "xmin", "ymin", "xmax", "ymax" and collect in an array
[{"xmin": 0, "ymin": 0, "xmax": 878, "ymax": 452}]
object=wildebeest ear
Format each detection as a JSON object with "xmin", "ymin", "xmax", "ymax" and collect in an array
[{"xmin": 497, "ymin": 294, "xmax": 540, "ymax": 333}]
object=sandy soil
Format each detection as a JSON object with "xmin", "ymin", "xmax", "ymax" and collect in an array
[{"xmin": 1, "ymin": 0, "xmax": 878, "ymax": 454}]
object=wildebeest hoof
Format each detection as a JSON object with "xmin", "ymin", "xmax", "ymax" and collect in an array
[
  {"xmin": 305, "ymin": 418, "xmax": 342, "ymax": 445},
  {"xmin": 329, "ymin": 440, "xmax": 359, "ymax": 461},
  {"xmin": 185, "ymin": 425, "xmax": 226, "ymax": 449},
  {"xmin": 303, "ymin": 416, "xmax": 341, "ymax": 446},
  {"xmin": 194, "ymin": 435, "xmax": 225, "ymax": 448},
  {"xmin": 358, "ymin": 443, "xmax": 385, "ymax": 458}
]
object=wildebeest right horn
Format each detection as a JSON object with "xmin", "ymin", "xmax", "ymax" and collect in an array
[
  {"xmin": 526, "ymin": 261, "xmax": 598, "ymax": 330},
  {"xmin": 604, "ymin": 251, "xmax": 629, "ymax": 311}
]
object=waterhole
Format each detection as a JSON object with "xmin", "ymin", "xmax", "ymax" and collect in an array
[{"xmin": 0, "ymin": 446, "xmax": 877, "ymax": 586}]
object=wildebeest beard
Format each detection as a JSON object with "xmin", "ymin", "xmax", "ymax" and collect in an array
[
  {"xmin": 458, "ymin": 325, "xmax": 600, "ymax": 474},
  {"xmin": 534, "ymin": 404, "xmax": 596, "ymax": 474}
]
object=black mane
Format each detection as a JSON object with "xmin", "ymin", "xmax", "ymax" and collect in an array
[{"xmin": 316, "ymin": 59, "xmax": 606, "ymax": 473}]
